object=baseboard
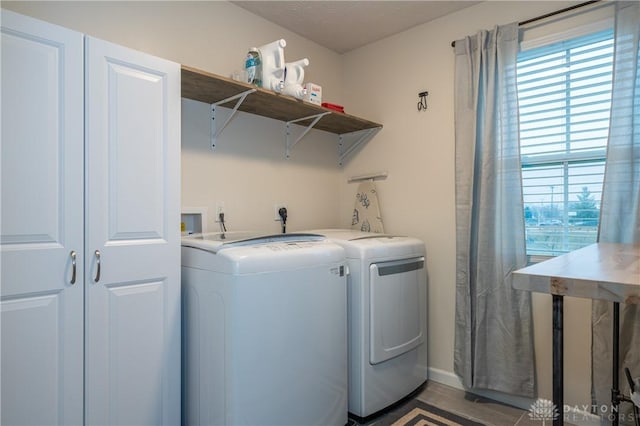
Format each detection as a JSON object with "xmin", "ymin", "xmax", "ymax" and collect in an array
[
  {"xmin": 426, "ymin": 367, "xmax": 465, "ymax": 391},
  {"xmin": 427, "ymin": 367, "xmax": 534, "ymax": 410},
  {"xmin": 427, "ymin": 367, "xmax": 600, "ymax": 426}
]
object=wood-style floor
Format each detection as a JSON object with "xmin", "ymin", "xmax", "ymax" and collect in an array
[
  {"xmin": 352, "ymin": 381, "xmax": 579, "ymax": 426},
  {"xmin": 415, "ymin": 381, "xmax": 545, "ymax": 425}
]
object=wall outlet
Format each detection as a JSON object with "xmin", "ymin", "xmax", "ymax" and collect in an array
[
  {"xmin": 274, "ymin": 204, "xmax": 287, "ymax": 221},
  {"xmin": 215, "ymin": 202, "xmax": 225, "ymax": 222}
]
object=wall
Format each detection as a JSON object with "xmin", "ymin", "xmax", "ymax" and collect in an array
[
  {"xmin": 3, "ymin": 0, "xmax": 345, "ymax": 233},
  {"xmin": 181, "ymin": 100, "xmax": 342, "ymax": 233},
  {"xmin": 3, "ymin": 0, "xmax": 605, "ymax": 412},
  {"xmin": 340, "ymin": 0, "xmax": 611, "ymax": 411}
]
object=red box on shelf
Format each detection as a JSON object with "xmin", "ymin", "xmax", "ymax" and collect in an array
[{"xmin": 321, "ymin": 102, "xmax": 345, "ymax": 113}]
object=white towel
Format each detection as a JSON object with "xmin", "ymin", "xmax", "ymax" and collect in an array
[{"xmin": 351, "ymin": 180, "xmax": 384, "ymax": 233}]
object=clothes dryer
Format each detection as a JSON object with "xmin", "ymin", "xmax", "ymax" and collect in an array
[
  {"xmin": 181, "ymin": 232, "xmax": 348, "ymax": 426},
  {"xmin": 311, "ymin": 229, "xmax": 428, "ymax": 418}
]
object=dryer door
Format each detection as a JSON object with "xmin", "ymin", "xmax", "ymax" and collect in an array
[{"xmin": 369, "ymin": 257, "xmax": 425, "ymax": 365}]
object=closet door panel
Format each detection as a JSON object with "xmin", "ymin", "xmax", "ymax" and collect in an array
[
  {"xmin": 0, "ymin": 11, "xmax": 84, "ymax": 426},
  {"xmin": 104, "ymin": 280, "xmax": 166, "ymax": 425},
  {"xmin": 84, "ymin": 36, "xmax": 180, "ymax": 426},
  {"xmin": 1, "ymin": 294, "xmax": 65, "ymax": 425},
  {"xmin": 106, "ymin": 60, "xmax": 166, "ymax": 241}
]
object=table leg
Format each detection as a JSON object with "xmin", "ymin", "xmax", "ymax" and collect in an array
[
  {"xmin": 612, "ymin": 302, "xmax": 620, "ymax": 426},
  {"xmin": 553, "ymin": 294, "xmax": 564, "ymax": 426}
]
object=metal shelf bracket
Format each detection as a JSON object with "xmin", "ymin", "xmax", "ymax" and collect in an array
[
  {"xmin": 210, "ymin": 88, "xmax": 256, "ymax": 149},
  {"xmin": 338, "ymin": 127, "xmax": 382, "ymax": 165},
  {"xmin": 285, "ymin": 112, "xmax": 331, "ymax": 159}
]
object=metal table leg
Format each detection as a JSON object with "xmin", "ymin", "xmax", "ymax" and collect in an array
[
  {"xmin": 612, "ymin": 302, "xmax": 620, "ymax": 426},
  {"xmin": 553, "ymin": 294, "xmax": 564, "ymax": 426}
]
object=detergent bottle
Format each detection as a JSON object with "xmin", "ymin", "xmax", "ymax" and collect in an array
[
  {"xmin": 258, "ymin": 39, "xmax": 286, "ymax": 92},
  {"xmin": 282, "ymin": 58, "xmax": 309, "ymax": 99}
]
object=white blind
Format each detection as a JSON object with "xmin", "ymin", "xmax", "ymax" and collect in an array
[{"xmin": 517, "ymin": 29, "xmax": 613, "ymax": 256}]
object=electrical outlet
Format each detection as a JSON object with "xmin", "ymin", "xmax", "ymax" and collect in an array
[
  {"xmin": 215, "ymin": 202, "xmax": 225, "ymax": 222},
  {"xmin": 274, "ymin": 204, "xmax": 287, "ymax": 221}
]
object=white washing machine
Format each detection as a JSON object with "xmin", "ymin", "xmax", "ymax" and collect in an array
[
  {"xmin": 311, "ymin": 229, "xmax": 428, "ymax": 418},
  {"xmin": 181, "ymin": 232, "xmax": 348, "ymax": 426}
]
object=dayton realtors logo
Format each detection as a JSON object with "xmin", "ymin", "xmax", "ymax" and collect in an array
[
  {"xmin": 529, "ymin": 398, "xmax": 638, "ymax": 424},
  {"xmin": 529, "ymin": 399, "xmax": 559, "ymax": 424}
]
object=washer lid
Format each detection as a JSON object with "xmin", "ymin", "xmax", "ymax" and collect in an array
[
  {"xmin": 309, "ymin": 229, "xmax": 396, "ymax": 241},
  {"xmin": 308, "ymin": 229, "xmax": 425, "ymax": 259},
  {"xmin": 181, "ymin": 232, "xmax": 325, "ymax": 253}
]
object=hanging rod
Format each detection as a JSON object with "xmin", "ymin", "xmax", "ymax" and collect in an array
[
  {"xmin": 450, "ymin": 0, "xmax": 600, "ymax": 47},
  {"xmin": 347, "ymin": 171, "xmax": 388, "ymax": 183}
]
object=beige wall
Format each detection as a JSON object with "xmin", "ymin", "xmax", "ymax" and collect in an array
[
  {"xmin": 4, "ymin": 0, "xmax": 603, "ymax": 410},
  {"xmin": 180, "ymin": 98, "xmax": 342, "ymax": 233}
]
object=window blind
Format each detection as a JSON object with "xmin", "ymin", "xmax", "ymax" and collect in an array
[{"xmin": 517, "ymin": 29, "xmax": 613, "ymax": 256}]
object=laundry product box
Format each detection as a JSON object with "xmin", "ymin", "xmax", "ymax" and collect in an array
[
  {"xmin": 322, "ymin": 102, "xmax": 345, "ymax": 113},
  {"xmin": 304, "ymin": 83, "xmax": 322, "ymax": 105}
]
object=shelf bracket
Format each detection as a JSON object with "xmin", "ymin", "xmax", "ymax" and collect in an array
[
  {"xmin": 285, "ymin": 112, "xmax": 331, "ymax": 159},
  {"xmin": 338, "ymin": 127, "xmax": 382, "ymax": 165},
  {"xmin": 210, "ymin": 88, "xmax": 256, "ymax": 149}
]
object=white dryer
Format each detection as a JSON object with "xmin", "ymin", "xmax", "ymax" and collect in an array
[
  {"xmin": 311, "ymin": 229, "xmax": 428, "ymax": 418},
  {"xmin": 181, "ymin": 232, "xmax": 348, "ymax": 426}
]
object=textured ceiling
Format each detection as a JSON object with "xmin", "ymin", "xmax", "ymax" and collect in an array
[{"xmin": 231, "ymin": 1, "xmax": 480, "ymax": 54}]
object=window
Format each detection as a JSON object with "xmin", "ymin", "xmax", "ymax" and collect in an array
[{"xmin": 516, "ymin": 30, "xmax": 613, "ymax": 256}]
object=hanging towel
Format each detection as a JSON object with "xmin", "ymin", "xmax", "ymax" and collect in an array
[{"xmin": 351, "ymin": 180, "xmax": 384, "ymax": 233}]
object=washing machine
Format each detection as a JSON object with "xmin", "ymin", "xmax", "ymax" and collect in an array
[
  {"xmin": 311, "ymin": 229, "xmax": 428, "ymax": 418},
  {"xmin": 181, "ymin": 232, "xmax": 348, "ymax": 426}
]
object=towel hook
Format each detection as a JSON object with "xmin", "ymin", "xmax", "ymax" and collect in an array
[{"xmin": 417, "ymin": 91, "xmax": 429, "ymax": 111}]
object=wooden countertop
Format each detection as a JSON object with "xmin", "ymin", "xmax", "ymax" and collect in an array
[{"xmin": 512, "ymin": 243, "xmax": 640, "ymax": 304}]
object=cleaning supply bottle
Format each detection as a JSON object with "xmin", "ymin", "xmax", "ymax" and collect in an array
[
  {"xmin": 244, "ymin": 48, "xmax": 262, "ymax": 87},
  {"xmin": 244, "ymin": 52, "xmax": 256, "ymax": 85},
  {"xmin": 251, "ymin": 49, "xmax": 262, "ymax": 87},
  {"xmin": 258, "ymin": 39, "xmax": 286, "ymax": 92},
  {"xmin": 282, "ymin": 58, "xmax": 309, "ymax": 99}
]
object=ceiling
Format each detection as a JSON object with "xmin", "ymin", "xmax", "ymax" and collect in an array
[{"xmin": 230, "ymin": 1, "xmax": 480, "ymax": 54}]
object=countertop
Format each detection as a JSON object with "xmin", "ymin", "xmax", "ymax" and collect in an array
[{"xmin": 512, "ymin": 243, "xmax": 640, "ymax": 304}]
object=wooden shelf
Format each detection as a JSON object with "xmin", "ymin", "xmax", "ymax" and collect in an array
[{"xmin": 181, "ymin": 65, "xmax": 382, "ymax": 135}]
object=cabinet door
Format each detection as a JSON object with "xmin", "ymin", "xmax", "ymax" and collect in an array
[
  {"xmin": 0, "ymin": 11, "xmax": 84, "ymax": 426},
  {"xmin": 84, "ymin": 37, "xmax": 181, "ymax": 426}
]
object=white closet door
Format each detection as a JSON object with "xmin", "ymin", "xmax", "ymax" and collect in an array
[
  {"xmin": 0, "ymin": 11, "xmax": 84, "ymax": 426},
  {"xmin": 84, "ymin": 37, "xmax": 180, "ymax": 426}
]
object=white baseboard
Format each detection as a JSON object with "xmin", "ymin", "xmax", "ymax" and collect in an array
[
  {"xmin": 427, "ymin": 367, "xmax": 600, "ymax": 426},
  {"xmin": 427, "ymin": 367, "xmax": 534, "ymax": 410},
  {"xmin": 426, "ymin": 367, "xmax": 464, "ymax": 390}
]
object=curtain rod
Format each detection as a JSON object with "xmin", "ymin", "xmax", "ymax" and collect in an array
[{"xmin": 450, "ymin": 0, "xmax": 600, "ymax": 47}]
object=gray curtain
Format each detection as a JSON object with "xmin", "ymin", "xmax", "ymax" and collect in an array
[
  {"xmin": 453, "ymin": 23, "xmax": 536, "ymax": 398},
  {"xmin": 592, "ymin": 2, "xmax": 640, "ymax": 424}
]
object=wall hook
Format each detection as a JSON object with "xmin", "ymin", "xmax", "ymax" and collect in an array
[{"xmin": 417, "ymin": 91, "xmax": 429, "ymax": 111}]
